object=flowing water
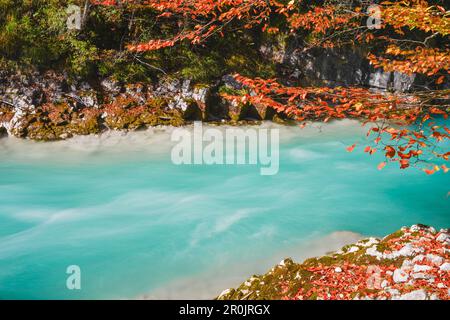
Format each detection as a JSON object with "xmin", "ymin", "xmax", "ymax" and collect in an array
[{"xmin": 0, "ymin": 120, "xmax": 448, "ymax": 299}]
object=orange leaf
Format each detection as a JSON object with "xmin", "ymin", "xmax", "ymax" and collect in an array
[
  {"xmin": 436, "ymin": 76, "xmax": 444, "ymax": 85},
  {"xmin": 385, "ymin": 146, "xmax": 396, "ymax": 158},
  {"xmin": 378, "ymin": 162, "xmax": 386, "ymax": 170},
  {"xmin": 399, "ymin": 159, "xmax": 409, "ymax": 169},
  {"xmin": 346, "ymin": 144, "xmax": 356, "ymax": 153}
]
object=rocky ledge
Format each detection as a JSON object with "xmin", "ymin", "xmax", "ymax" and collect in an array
[
  {"xmin": 217, "ymin": 225, "xmax": 450, "ymax": 300},
  {"xmin": 0, "ymin": 71, "xmax": 289, "ymax": 141}
]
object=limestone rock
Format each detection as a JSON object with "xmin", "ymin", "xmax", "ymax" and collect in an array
[{"xmin": 393, "ymin": 269, "xmax": 408, "ymax": 283}]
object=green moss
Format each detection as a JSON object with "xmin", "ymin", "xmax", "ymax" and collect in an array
[{"xmin": 383, "ymin": 230, "xmax": 404, "ymax": 242}]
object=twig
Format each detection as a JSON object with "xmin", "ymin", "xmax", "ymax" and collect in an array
[{"xmin": 133, "ymin": 56, "xmax": 168, "ymax": 75}]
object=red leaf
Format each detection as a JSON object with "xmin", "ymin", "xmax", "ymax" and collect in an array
[
  {"xmin": 385, "ymin": 146, "xmax": 396, "ymax": 158},
  {"xmin": 346, "ymin": 144, "xmax": 356, "ymax": 152}
]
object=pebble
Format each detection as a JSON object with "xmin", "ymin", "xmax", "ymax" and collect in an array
[
  {"xmin": 436, "ymin": 233, "xmax": 450, "ymax": 243},
  {"xmin": 334, "ymin": 267, "xmax": 342, "ymax": 273},
  {"xmin": 426, "ymin": 254, "xmax": 444, "ymax": 266},
  {"xmin": 412, "ymin": 273, "xmax": 433, "ymax": 280},
  {"xmin": 439, "ymin": 262, "xmax": 450, "ymax": 271},
  {"xmin": 412, "ymin": 255, "xmax": 425, "ymax": 263},
  {"xmin": 393, "ymin": 269, "xmax": 409, "ymax": 283},
  {"xmin": 401, "ymin": 259, "xmax": 413, "ymax": 270},
  {"xmin": 413, "ymin": 264, "xmax": 432, "ymax": 273}
]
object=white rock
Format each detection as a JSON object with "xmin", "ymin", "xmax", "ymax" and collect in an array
[
  {"xmin": 365, "ymin": 246, "xmax": 383, "ymax": 259},
  {"xmin": 381, "ymin": 280, "xmax": 389, "ymax": 288},
  {"xmin": 393, "ymin": 269, "xmax": 409, "ymax": 283},
  {"xmin": 426, "ymin": 254, "xmax": 444, "ymax": 266},
  {"xmin": 385, "ymin": 288, "xmax": 400, "ymax": 296},
  {"xmin": 412, "ymin": 255, "xmax": 425, "ymax": 263},
  {"xmin": 439, "ymin": 262, "xmax": 450, "ymax": 271},
  {"xmin": 334, "ymin": 267, "xmax": 342, "ymax": 273},
  {"xmin": 430, "ymin": 294, "xmax": 440, "ymax": 300},
  {"xmin": 412, "ymin": 272, "xmax": 433, "ymax": 280},
  {"xmin": 401, "ymin": 259, "xmax": 413, "ymax": 270},
  {"xmin": 398, "ymin": 243, "xmax": 423, "ymax": 257},
  {"xmin": 413, "ymin": 264, "xmax": 432, "ymax": 273},
  {"xmin": 410, "ymin": 225, "xmax": 421, "ymax": 232},
  {"xmin": 436, "ymin": 233, "xmax": 450, "ymax": 243},
  {"xmin": 218, "ymin": 289, "xmax": 231, "ymax": 297},
  {"xmin": 437, "ymin": 283, "xmax": 446, "ymax": 289},
  {"xmin": 398, "ymin": 289, "xmax": 427, "ymax": 300},
  {"xmin": 358, "ymin": 237, "xmax": 379, "ymax": 247},
  {"xmin": 347, "ymin": 246, "xmax": 359, "ymax": 253}
]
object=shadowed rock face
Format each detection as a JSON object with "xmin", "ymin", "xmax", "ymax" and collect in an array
[
  {"xmin": 0, "ymin": 126, "xmax": 7, "ymax": 138},
  {"xmin": 217, "ymin": 225, "xmax": 450, "ymax": 300},
  {"xmin": 281, "ymin": 46, "xmax": 418, "ymax": 92}
]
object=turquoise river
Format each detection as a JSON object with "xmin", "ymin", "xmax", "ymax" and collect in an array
[{"xmin": 0, "ymin": 120, "xmax": 448, "ymax": 299}]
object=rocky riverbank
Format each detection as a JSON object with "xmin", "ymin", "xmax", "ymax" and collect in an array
[
  {"xmin": 217, "ymin": 225, "xmax": 450, "ymax": 300},
  {"xmin": 1, "ymin": 41, "xmax": 438, "ymax": 142},
  {"xmin": 0, "ymin": 71, "xmax": 293, "ymax": 141}
]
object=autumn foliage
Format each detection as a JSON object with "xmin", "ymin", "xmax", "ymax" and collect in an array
[{"xmin": 98, "ymin": 0, "xmax": 449, "ymax": 173}]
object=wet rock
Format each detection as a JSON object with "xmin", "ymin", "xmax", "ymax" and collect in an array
[
  {"xmin": 0, "ymin": 126, "xmax": 7, "ymax": 138},
  {"xmin": 182, "ymin": 99, "xmax": 204, "ymax": 121}
]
